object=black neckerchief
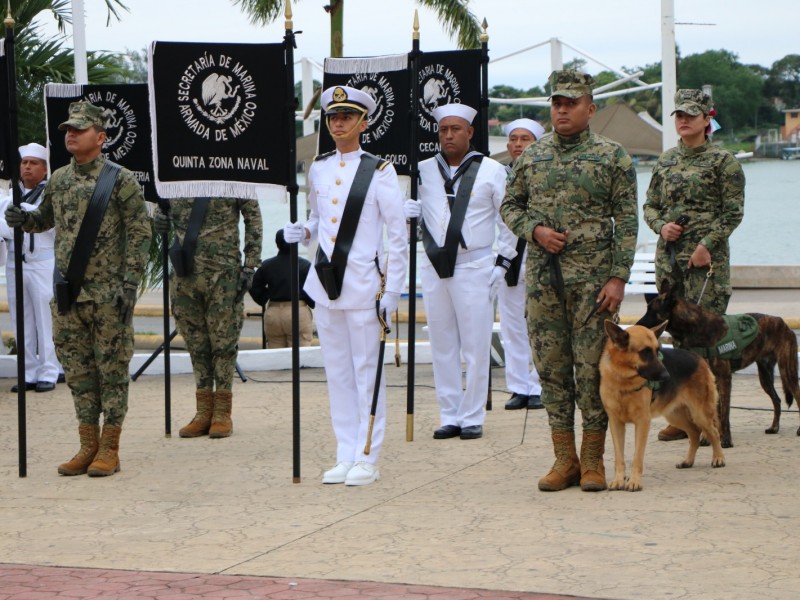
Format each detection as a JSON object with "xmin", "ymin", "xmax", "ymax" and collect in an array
[{"xmin": 434, "ymin": 150, "xmax": 483, "ymax": 250}]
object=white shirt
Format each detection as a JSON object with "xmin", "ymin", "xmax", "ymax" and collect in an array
[
  {"xmin": 0, "ymin": 183, "xmax": 56, "ymax": 265},
  {"xmin": 418, "ymin": 155, "xmax": 517, "ymax": 259},
  {"xmin": 304, "ymin": 148, "xmax": 408, "ymax": 310}
]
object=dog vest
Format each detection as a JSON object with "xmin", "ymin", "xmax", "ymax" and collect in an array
[{"xmin": 686, "ymin": 314, "xmax": 759, "ymax": 362}]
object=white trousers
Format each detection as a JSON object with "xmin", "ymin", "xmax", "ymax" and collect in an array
[
  {"xmin": 315, "ymin": 305, "xmax": 386, "ymax": 465},
  {"xmin": 420, "ymin": 255, "xmax": 493, "ymax": 428},
  {"xmin": 6, "ymin": 261, "xmax": 62, "ymax": 383},
  {"xmin": 497, "ymin": 255, "xmax": 541, "ymax": 396}
]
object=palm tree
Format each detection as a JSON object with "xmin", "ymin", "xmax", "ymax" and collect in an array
[
  {"xmin": 10, "ymin": 0, "xmax": 130, "ymax": 144},
  {"xmin": 231, "ymin": 0, "xmax": 483, "ymax": 57}
]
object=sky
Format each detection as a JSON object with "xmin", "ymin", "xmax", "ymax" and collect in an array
[{"xmin": 40, "ymin": 0, "xmax": 797, "ymax": 91}]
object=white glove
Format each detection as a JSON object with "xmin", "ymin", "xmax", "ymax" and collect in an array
[
  {"xmin": 489, "ymin": 266, "xmax": 505, "ymax": 300},
  {"xmin": 403, "ymin": 199, "xmax": 421, "ymax": 219},
  {"xmin": 379, "ymin": 291, "xmax": 400, "ymax": 316},
  {"xmin": 283, "ymin": 221, "xmax": 306, "ymax": 244}
]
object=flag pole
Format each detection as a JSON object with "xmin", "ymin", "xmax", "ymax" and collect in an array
[
  {"xmin": 405, "ymin": 11, "xmax": 421, "ymax": 442},
  {"xmin": 160, "ymin": 201, "xmax": 172, "ymax": 437},
  {"xmin": 283, "ymin": 0, "xmax": 302, "ymax": 483},
  {"xmin": 480, "ymin": 18, "xmax": 493, "ymax": 411},
  {"xmin": 5, "ymin": 1, "xmax": 26, "ymax": 477},
  {"xmin": 479, "ymin": 18, "xmax": 490, "ymax": 155}
]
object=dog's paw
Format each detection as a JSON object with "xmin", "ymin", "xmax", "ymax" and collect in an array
[
  {"xmin": 765, "ymin": 426, "xmax": 779, "ymax": 434},
  {"xmin": 699, "ymin": 437, "xmax": 710, "ymax": 447},
  {"xmin": 721, "ymin": 438, "xmax": 734, "ymax": 449},
  {"xmin": 609, "ymin": 478, "xmax": 626, "ymax": 491},
  {"xmin": 624, "ymin": 479, "xmax": 643, "ymax": 492},
  {"xmin": 711, "ymin": 457, "xmax": 726, "ymax": 468},
  {"xmin": 676, "ymin": 460, "xmax": 694, "ymax": 469}
]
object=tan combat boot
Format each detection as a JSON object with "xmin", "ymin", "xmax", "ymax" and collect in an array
[
  {"xmin": 538, "ymin": 430, "xmax": 581, "ymax": 491},
  {"xmin": 179, "ymin": 389, "xmax": 214, "ymax": 438},
  {"xmin": 87, "ymin": 424, "xmax": 122, "ymax": 477},
  {"xmin": 580, "ymin": 429, "xmax": 608, "ymax": 492},
  {"xmin": 57, "ymin": 424, "xmax": 100, "ymax": 476},
  {"xmin": 209, "ymin": 389, "xmax": 233, "ymax": 438}
]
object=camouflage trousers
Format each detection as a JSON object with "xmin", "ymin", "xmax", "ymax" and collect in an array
[
  {"xmin": 526, "ymin": 279, "xmax": 611, "ymax": 433},
  {"xmin": 52, "ymin": 299, "xmax": 134, "ymax": 426},
  {"xmin": 171, "ymin": 267, "xmax": 243, "ymax": 391},
  {"xmin": 655, "ymin": 261, "xmax": 731, "ymax": 318}
]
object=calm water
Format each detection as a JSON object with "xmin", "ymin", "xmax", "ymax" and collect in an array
[{"xmin": 258, "ymin": 158, "xmax": 800, "ymax": 266}]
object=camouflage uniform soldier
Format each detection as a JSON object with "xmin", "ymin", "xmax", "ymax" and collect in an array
[
  {"xmin": 643, "ymin": 89, "xmax": 744, "ymax": 442},
  {"xmin": 154, "ymin": 197, "xmax": 262, "ymax": 439},
  {"xmin": 5, "ymin": 101, "xmax": 151, "ymax": 477},
  {"xmin": 501, "ymin": 71, "xmax": 638, "ymax": 492}
]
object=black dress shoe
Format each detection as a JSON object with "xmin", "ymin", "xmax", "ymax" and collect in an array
[
  {"xmin": 57, "ymin": 373, "xmax": 66, "ymax": 384},
  {"xmin": 460, "ymin": 425, "xmax": 483, "ymax": 439},
  {"xmin": 433, "ymin": 424, "xmax": 462, "ymax": 439},
  {"xmin": 504, "ymin": 393, "xmax": 529, "ymax": 410},
  {"xmin": 35, "ymin": 381, "xmax": 56, "ymax": 393},
  {"xmin": 527, "ymin": 394, "xmax": 544, "ymax": 409},
  {"xmin": 11, "ymin": 382, "xmax": 36, "ymax": 393}
]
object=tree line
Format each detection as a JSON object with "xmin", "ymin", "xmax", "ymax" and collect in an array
[{"xmin": 491, "ymin": 50, "xmax": 800, "ymax": 139}]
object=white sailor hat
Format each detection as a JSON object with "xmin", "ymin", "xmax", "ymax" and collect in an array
[
  {"xmin": 504, "ymin": 118, "xmax": 545, "ymax": 140},
  {"xmin": 432, "ymin": 103, "xmax": 477, "ymax": 124},
  {"xmin": 18, "ymin": 142, "xmax": 48, "ymax": 162},
  {"xmin": 320, "ymin": 85, "xmax": 377, "ymax": 116}
]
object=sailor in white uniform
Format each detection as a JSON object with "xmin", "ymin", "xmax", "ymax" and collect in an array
[
  {"xmin": 283, "ymin": 85, "xmax": 407, "ymax": 486},
  {"xmin": 0, "ymin": 143, "xmax": 62, "ymax": 392},
  {"xmin": 499, "ymin": 118, "xmax": 545, "ymax": 411},
  {"xmin": 404, "ymin": 103, "xmax": 516, "ymax": 440}
]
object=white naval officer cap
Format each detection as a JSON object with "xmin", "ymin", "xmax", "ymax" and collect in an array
[
  {"xmin": 504, "ymin": 118, "xmax": 545, "ymax": 141},
  {"xmin": 18, "ymin": 142, "xmax": 48, "ymax": 162},
  {"xmin": 320, "ymin": 85, "xmax": 377, "ymax": 117},
  {"xmin": 432, "ymin": 103, "xmax": 477, "ymax": 124}
]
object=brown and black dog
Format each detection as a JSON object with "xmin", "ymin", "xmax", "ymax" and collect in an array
[
  {"xmin": 600, "ymin": 320, "xmax": 726, "ymax": 492},
  {"xmin": 638, "ymin": 280, "xmax": 800, "ymax": 447}
]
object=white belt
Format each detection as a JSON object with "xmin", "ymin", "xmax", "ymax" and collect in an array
[{"xmin": 455, "ymin": 246, "xmax": 492, "ymax": 265}]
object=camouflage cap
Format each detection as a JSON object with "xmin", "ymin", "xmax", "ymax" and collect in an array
[
  {"xmin": 548, "ymin": 70, "xmax": 595, "ymax": 99},
  {"xmin": 671, "ymin": 89, "xmax": 711, "ymax": 116},
  {"xmin": 58, "ymin": 101, "xmax": 106, "ymax": 131}
]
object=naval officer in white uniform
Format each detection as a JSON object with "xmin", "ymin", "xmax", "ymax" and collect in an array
[
  {"xmin": 404, "ymin": 103, "xmax": 516, "ymax": 440},
  {"xmin": 284, "ymin": 85, "xmax": 407, "ymax": 486},
  {"xmin": 0, "ymin": 143, "xmax": 62, "ymax": 392},
  {"xmin": 499, "ymin": 118, "xmax": 545, "ymax": 411}
]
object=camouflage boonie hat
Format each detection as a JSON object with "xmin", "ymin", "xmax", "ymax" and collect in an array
[
  {"xmin": 58, "ymin": 101, "xmax": 106, "ymax": 131},
  {"xmin": 671, "ymin": 89, "xmax": 711, "ymax": 116},
  {"xmin": 548, "ymin": 70, "xmax": 595, "ymax": 99}
]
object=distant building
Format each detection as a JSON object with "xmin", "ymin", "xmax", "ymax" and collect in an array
[{"xmin": 782, "ymin": 108, "xmax": 800, "ymax": 143}]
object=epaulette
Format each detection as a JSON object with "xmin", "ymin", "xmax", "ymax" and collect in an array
[
  {"xmin": 313, "ymin": 150, "xmax": 336, "ymax": 162},
  {"xmin": 377, "ymin": 159, "xmax": 391, "ymax": 171}
]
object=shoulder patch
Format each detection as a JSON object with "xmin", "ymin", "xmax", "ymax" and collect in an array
[{"xmin": 314, "ymin": 150, "xmax": 336, "ymax": 162}]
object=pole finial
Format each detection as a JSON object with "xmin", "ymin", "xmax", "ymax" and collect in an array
[
  {"xmin": 413, "ymin": 9, "xmax": 419, "ymax": 40},
  {"xmin": 480, "ymin": 17, "xmax": 488, "ymax": 43},
  {"xmin": 284, "ymin": 0, "xmax": 293, "ymax": 30},
  {"xmin": 4, "ymin": 0, "xmax": 14, "ymax": 28}
]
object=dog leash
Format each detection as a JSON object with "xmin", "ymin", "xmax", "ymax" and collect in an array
[{"xmin": 694, "ymin": 262, "xmax": 714, "ymax": 305}]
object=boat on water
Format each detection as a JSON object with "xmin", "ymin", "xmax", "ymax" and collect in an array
[{"xmin": 781, "ymin": 147, "xmax": 800, "ymax": 160}]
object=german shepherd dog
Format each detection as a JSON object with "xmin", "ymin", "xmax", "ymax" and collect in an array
[
  {"xmin": 600, "ymin": 320, "xmax": 726, "ymax": 491},
  {"xmin": 638, "ymin": 280, "xmax": 800, "ymax": 447}
]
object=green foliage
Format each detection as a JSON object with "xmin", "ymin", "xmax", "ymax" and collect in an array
[
  {"xmin": 678, "ymin": 49, "xmax": 763, "ymax": 131},
  {"xmin": 11, "ymin": 0, "xmax": 130, "ymax": 145}
]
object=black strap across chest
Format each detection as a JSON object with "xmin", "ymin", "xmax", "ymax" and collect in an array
[
  {"xmin": 181, "ymin": 196, "xmax": 210, "ymax": 268},
  {"xmin": 421, "ymin": 153, "xmax": 483, "ymax": 279},
  {"xmin": 315, "ymin": 153, "xmax": 381, "ymax": 299},
  {"xmin": 64, "ymin": 160, "xmax": 122, "ymax": 302}
]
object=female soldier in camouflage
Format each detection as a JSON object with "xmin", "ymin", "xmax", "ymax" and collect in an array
[{"xmin": 643, "ymin": 89, "xmax": 745, "ymax": 441}]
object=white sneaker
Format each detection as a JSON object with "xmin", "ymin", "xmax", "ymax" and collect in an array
[
  {"xmin": 321, "ymin": 461, "xmax": 354, "ymax": 484},
  {"xmin": 344, "ymin": 461, "xmax": 380, "ymax": 486}
]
